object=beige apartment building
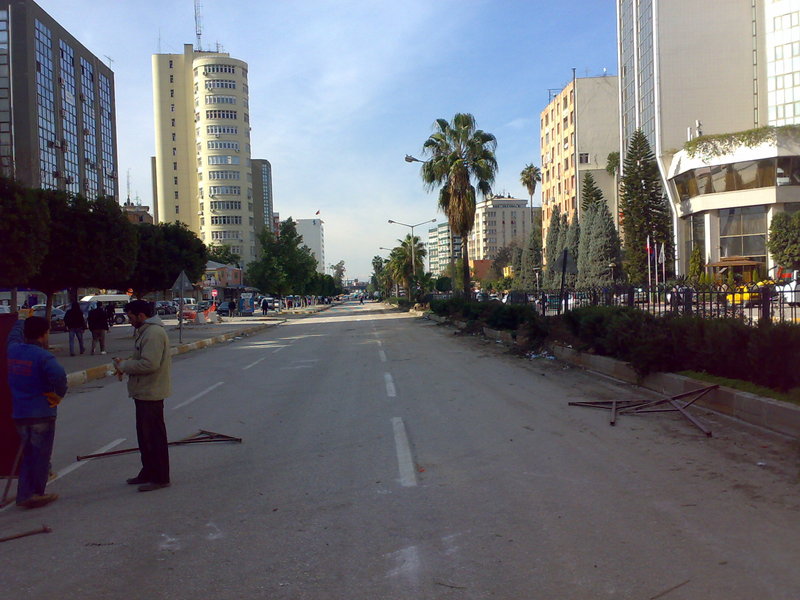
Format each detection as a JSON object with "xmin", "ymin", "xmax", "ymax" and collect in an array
[
  {"xmin": 540, "ymin": 75, "xmax": 619, "ymax": 257},
  {"xmin": 467, "ymin": 194, "xmax": 532, "ymax": 261},
  {"xmin": 152, "ymin": 44, "xmax": 257, "ymax": 263}
]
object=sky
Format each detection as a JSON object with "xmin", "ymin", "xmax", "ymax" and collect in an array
[{"xmin": 36, "ymin": 0, "xmax": 619, "ymax": 280}]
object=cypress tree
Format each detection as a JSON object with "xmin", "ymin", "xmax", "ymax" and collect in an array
[
  {"xmin": 589, "ymin": 200, "xmax": 623, "ymax": 286},
  {"xmin": 565, "ymin": 217, "xmax": 580, "ymax": 287},
  {"xmin": 544, "ymin": 206, "xmax": 562, "ymax": 288},
  {"xmin": 619, "ymin": 129, "xmax": 672, "ymax": 284},
  {"xmin": 521, "ymin": 214, "xmax": 543, "ymax": 289},
  {"xmin": 580, "ymin": 172, "xmax": 604, "ymax": 213},
  {"xmin": 577, "ymin": 203, "xmax": 598, "ymax": 288}
]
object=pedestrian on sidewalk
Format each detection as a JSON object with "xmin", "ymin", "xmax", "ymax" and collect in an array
[
  {"xmin": 260, "ymin": 297, "xmax": 269, "ymax": 316},
  {"xmin": 87, "ymin": 301, "xmax": 109, "ymax": 355},
  {"xmin": 113, "ymin": 300, "xmax": 172, "ymax": 493},
  {"xmin": 64, "ymin": 301, "xmax": 87, "ymax": 356},
  {"xmin": 7, "ymin": 316, "xmax": 68, "ymax": 509},
  {"xmin": 228, "ymin": 299, "xmax": 236, "ymax": 318}
]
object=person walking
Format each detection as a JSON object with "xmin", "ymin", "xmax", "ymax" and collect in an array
[
  {"xmin": 105, "ymin": 302, "xmax": 116, "ymax": 328},
  {"xmin": 87, "ymin": 301, "xmax": 109, "ymax": 355},
  {"xmin": 260, "ymin": 297, "xmax": 269, "ymax": 316},
  {"xmin": 7, "ymin": 316, "xmax": 68, "ymax": 509},
  {"xmin": 64, "ymin": 301, "xmax": 87, "ymax": 356},
  {"xmin": 228, "ymin": 299, "xmax": 236, "ymax": 318},
  {"xmin": 113, "ymin": 300, "xmax": 172, "ymax": 492}
]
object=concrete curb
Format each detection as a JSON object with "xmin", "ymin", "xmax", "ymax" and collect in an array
[
  {"xmin": 66, "ymin": 322, "xmax": 279, "ymax": 389},
  {"xmin": 428, "ymin": 313, "xmax": 800, "ymax": 438}
]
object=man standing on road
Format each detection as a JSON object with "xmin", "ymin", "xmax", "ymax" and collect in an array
[
  {"xmin": 64, "ymin": 301, "xmax": 86, "ymax": 356},
  {"xmin": 87, "ymin": 301, "xmax": 109, "ymax": 355},
  {"xmin": 113, "ymin": 300, "xmax": 172, "ymax": 493},
  {"xmin": 7, "ymin": 316, "xmax": 67, "ymax": 509}
]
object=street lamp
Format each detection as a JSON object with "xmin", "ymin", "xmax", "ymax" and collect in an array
[
  {"xmin": 388, "ymin": 218, "xmax": 436, "ymax": 280},
  {"xmin": 404, "ymin": 154, "xmax": 424, "ymax": 163}
]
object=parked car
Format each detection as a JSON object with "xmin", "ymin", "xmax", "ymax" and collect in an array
[
  {"xmin": 215, "ymin": 302, "xmax": 230, "ymax": 316},
  {"xmin": 725, "ymin": 279, "xmax": 776, "ymax": 307},
  {"xmin": 197, "ymin": 300, "xmax": 212, "ymax": 311},
  {"xmin": 32, "ymin": 307, "xmax": 66, "ymax": 331},
  {"xmin": 181, "ymin": 304, "xmax": 198, "ymax": 320},
  {"xmin": 155, "ymin": 300, "xmax": 178, "ymax": 315}
]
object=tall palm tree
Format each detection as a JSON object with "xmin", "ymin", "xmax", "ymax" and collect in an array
[
  {"xmin": 387, "ymin": 234, "xmax": 426, "ymax": 298},
  {"xmin": 520, "ymin": 163, "xmax": 542, "ymax": 225},
  {"xmin": 420, "ymin": 113, "xmax": 498, "ymax": 298}
]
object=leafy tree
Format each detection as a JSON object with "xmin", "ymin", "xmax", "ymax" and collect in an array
[
  {"xmin": 580, "ymin": 172, "xmax": 604, "ymax": 213},
  {"xmin": 124, "ymin": 222, "xmax": 207, "ymax": 298},
  {"xmin": 544, "ymin": 206, "xmax": 562, "ymax": 288},
  {"xmin": 247, "ymin": 218, "xmax": 317, "ymax": 297},
  {"xmin": 421, "ymin": 113, "xmax": 498, "ymax": 297},
  {"xmin": 330, "ymin": 260, "xmax": 346, "ymax": 288},
  {"xmin": 687, "ymin": 244, "xmax": 707, "ymax": 285},
  {"xmin": 490, "ymin": 243, "xmax": 516, "ymax": 280},
  {"xmin": 606, "ymin": 151, "xmax": 620, "ymax": 177},
  {"xmin": 28, "ymin": 190, "xmax": 92, "ymax": 315},
  {"xmin": 87, "ymin": 196, "xmax": 139, "ymax": 290},
  {"xmin": 619, "ymin": 129, "xmax": 672, "ymax": 284},
  {"xmin": 386, "ymin": 234, "xmax": 426, "ymax": 298},
  {"xmin": 435, "ymin": 276, "xmax": 452, "ymax": 292},
  {"xmin": 0, "ymin": 177, "xmax": 50, "ymax": 308},
  {"xmin": 370, "ymin": 255, "xmax": 385, "ymax": 292},
  {"xmin": 767, "ymin": 211, "xmax": 800, "ymax": 270},
  {"xmin": 208, "ymin": 244, "xmax": 241, "ymax": 266}
]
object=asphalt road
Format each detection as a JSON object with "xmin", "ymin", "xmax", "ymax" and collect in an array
[{"xmin": 2, "ymin": 300, "xmax": 799, "ymax": 599}]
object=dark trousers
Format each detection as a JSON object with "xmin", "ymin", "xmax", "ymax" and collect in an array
[{"xmin": 134, "ymin": 399, "xmax": 170, "ymax": 484}]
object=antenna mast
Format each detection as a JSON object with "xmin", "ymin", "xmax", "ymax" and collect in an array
[
  {"xmin": 194, "ymin": 0, "xmax": 203, "ymax": 51},
  {"xmin": 126, "ymin": 168, "xmax": 131, "ymax": 202}
]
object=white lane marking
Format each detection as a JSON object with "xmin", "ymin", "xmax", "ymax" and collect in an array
[
  {"xmin": 242, "ymin": 355, "xmax": 268, "ymax": 370},
  {"xmin": 392, "ymin": 417, "xmax": 417, "ymax": 487},
  {"xmin": 384, "ymin": 372, "xmax": 396, "ymax": 397},
  {"xmin": 272, "ymin": 346, "xmax": 286, "ymax": 353},
  {"xmin": 376, "ymin": 339, "xmax": 383, "ymax": 347},
  {"xmin": 379, "ymin": 350, "xmax": 387, "ymax": 362},
  {"xmin": 386, "ymin": 545, "xmax": 421, "ymax": 581},
  {"xmin": 172, "ymin": 381, "xmax": 224, "ymax": 410}
]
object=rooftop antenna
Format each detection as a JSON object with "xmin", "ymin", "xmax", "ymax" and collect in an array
[
  {"xmin": 194, "ymin": 0, "xmax": 203, "ymax": 51},
  {"xmin": 103, "ymin": 55, "xmax": 114, "ymax": 69},
  {"xmin": 126, "ymin": 168, "xmax": 132, "ymax": 204}
]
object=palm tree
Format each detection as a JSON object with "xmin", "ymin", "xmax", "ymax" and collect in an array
[
  {"xmin": 420, "ymin": 113, "xmax": 498, "ymax": 298},
  {"xmin": 519, "ymin": 163, "xmax": 541, "ymax": 224},
  {"xmin": 387, "ymin": 234, "xmax": 426, "ymax": 298}
]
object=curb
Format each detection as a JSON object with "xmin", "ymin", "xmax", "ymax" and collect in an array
[
  {"xmin": 428, "ymin": 314, "xmax": 800, "ymax": 438},
  {"xmin": 66, "ymin": 322, "xmax": 279, "ymax": 388}
]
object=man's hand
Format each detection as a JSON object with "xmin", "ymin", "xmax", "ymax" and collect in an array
[
  {"xmin": 113, "ymin": 357, "xmax": 124, "ymax": 381},
  {"xmin": 44, "ymin": 392, "xmax": 62, "ymax": 407}
]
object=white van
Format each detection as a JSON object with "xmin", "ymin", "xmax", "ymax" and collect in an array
[{"xmin": 80, "ymin": 294, "xmax": 132, "ymax": 324}]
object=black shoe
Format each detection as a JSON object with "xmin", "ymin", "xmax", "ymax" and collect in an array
[
  {"xmin": 138, "ymin": 482, "xmax": 170, "ymax": 492},
  {"xmin": 126, "ymin": 476, "xmax": 149, "ymax": 485}
]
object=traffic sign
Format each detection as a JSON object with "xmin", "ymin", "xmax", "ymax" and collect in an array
[{"xmin": 211, "ymin": 289, "xmax": 218, "ymax": 298}]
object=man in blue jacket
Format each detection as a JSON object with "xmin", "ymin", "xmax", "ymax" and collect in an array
[{"xmin": 7, "ymin": 316, "xmax": 68, "ymax": 508}]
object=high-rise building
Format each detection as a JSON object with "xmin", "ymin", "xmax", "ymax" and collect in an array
[
  {"xmin": 540, "ymin": 75, "xmax": 619, "ymax": 256},
  {"xmin": 295, "ymin": 218, "xmax": 325, "ymax": 274},
  {"xmin": 427, "ymin": 222, "xmax": 462, "ymax": 277},
  {"xmin": 618, "ymin": 0, "xmax": 800, "ymax": 276},
  {"xmin": 152, "ymin": 43, "xmax": 256, "ymax": 263},
  {"xmin": 251, "ymin": 158, "xmax": 274, "ymax": 236},
  {"xmin": 467, "ymin": 194, "xmax": 532, "ymax": 261},
  {"xmin": 0, "ymin": 0, "xmax": 117, "ymax": 198}
]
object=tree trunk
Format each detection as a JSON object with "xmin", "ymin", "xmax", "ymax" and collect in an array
[{"xmin": 461, "ymin": 239, "xmax": 471, "ymax": 299}]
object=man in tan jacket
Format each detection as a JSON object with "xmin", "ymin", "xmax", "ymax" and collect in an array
[{"xmin": 114, "ymin": 300, "xmax": 172, "ymax": 492}]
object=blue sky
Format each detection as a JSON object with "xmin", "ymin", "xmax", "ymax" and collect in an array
[{"xmin": 37, "ymin": 0, "xmax": 618, "ymax": 280}]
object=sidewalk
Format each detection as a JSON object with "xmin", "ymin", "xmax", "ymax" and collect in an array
[{"xmin": 50, "ymin": 314, "xmax": 284, "ymax": 388}]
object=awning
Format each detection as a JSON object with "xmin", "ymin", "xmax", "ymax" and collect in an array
[{"xmin": 706, "ymin": 256, "xmax": 763, "ymax": 267}]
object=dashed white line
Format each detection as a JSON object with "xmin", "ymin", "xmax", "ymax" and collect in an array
[
  {"xmin": 392, "ymin": 417, "xmax": 417, "ymax": 487},
  {"xmin": 384, "ymin": 372, "xmax": 396, "ymax": 397},
  {"xmin": 379, "ymin": 350, "xmax": 387, "ymax": 362},
  {"xmin": 242, "ymin": 355, "xmax": 268, "ymax": 370},
  {"xmin": 172, "ymin": 381, "xmax": 224, "ymax": 410}
]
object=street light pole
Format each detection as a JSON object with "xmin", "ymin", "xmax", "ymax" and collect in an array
[{"xmin": 388, "ymin": 218, "xmax": 436, "ymax": 283}]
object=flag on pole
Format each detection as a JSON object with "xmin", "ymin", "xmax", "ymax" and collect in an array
[{"xmin": 657, "ymin": 242, "xmax": 665, "ymax": 264}]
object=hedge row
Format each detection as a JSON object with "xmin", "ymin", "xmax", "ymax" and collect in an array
[
  {"xmin": 430, "ymin": 298, "xmax": 548, "ymax": 346},
  {"xmin": 564, "ymin": 306, "xmax": 800, "ymax": 392}
]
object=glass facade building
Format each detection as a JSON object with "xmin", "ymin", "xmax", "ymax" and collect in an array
[{"xmin": 2, "ymin": 1, "xmax": 117, "ymax": 197}]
